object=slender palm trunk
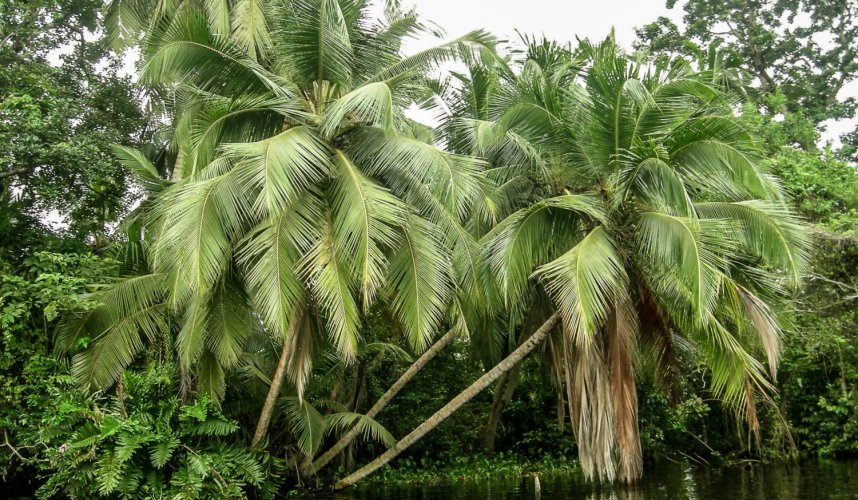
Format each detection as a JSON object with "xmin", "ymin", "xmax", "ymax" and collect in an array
[
  {"xmin": 334, "ymin": 314, "xmax": 559, "ymax": 489},
  {"xmin": 252, "ymin": 307, "xmax": 305, "ymax": 448},
  {"xmin": 303, "ymin": 328, "xmax": 457, "ymax": 477},
  {"xmin": 251, "ymin": 335, "xmax": 294, "ymax": 447}
]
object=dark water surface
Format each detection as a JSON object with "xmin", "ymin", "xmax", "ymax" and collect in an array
[{"xmin": 336, "ymin": 460, "xmax": 858, "ymax": 499}]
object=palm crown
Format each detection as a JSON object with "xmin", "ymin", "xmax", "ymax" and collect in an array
[
  {"xmin": 58, "ymin": 0, "xmax": 498, "ymax": 404},
  {"xmin": 445, "ymin": 37, "xmax": 809, "ymax": 482}
]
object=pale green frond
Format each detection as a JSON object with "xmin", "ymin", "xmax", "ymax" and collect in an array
[
  {"xmin": 236, "ymin": 191, "xmax": 322, "ymax": 336},
  {"xmin": 278, "ymin": 0, "xmax": 354, "ymax": 87},
  {"xmin": 692, "ymin": 311, "xmax": 773, "ymax": 424},
  {"xmin": 177, "ymin": 293, "xmax": 209, "ymax": 368},
  {"xmin": 300, "ymin": 217, "xmax": 360, "ymax": 361},
  {"xmin": 104, "ymin": 0, "xmax": 155, "ymax": 50},
  {"xmin": 226, "ymin": 126, "xmax": 332, "ymax": 217},
  {"xmin": 321, "ymin": 82, "xmax": 394, "ymax": 137},
  {"xmin": 112, "ymin": 145, "xmax": 170, "ymax": 195},
  {"xmin": 154, "ymin": 171, "xmax": 248, "ymax": 305},
  {"xmin": 203, "ymin": 0, "xmax": 231, "ymax": 37},
  {"xmin": 671, "ymin": 139, "xmax": 778, "ymax": 200},
  {"xmin": 196, "ymin": 350, "xmax": 227, "ymax": 402},
  {"xmin": 536, "ymin": 227, "xmax": 627, "ymax": 345},
  {"xmin": 330, "ymin": 151, "xmax": 403, "ymax": 308},
  {"xmin": 486, "ymin": 194, "xmax": 603, "ymax": 306},
  {"xmin": 205, "ymin": 276, "xmax": 254, "ymax": 369},
  {"xmin": 231, "ymin": 0, "xmax": 271, "ymax": 61},
  {"xmin": 141, "ymin": 8, "xmax": 290, "ymax": 97},
  {"xmin": 386, "ymin": 216, "xmax": 453, "ymax": 351},
  {"xmin": 369, "ymin": 30, "xmax": 497, "ymax": 83},
  {"xmin": 635, "ymin": 212, "xmax": 733, "ymax": 323},
  {"xmin": 59, "ymin": 274, "xmax": 169, "ymax": 391},
  {"xmin": 695, "ymin": 201, "xmax": 809, "ymax": 287},
  {"xmin": 622, "ymin": 157, "xmax": 692, "ymax": 216},
  {"xmin": 189, "ymin": 94, "xmax": 308, "ymax": 173},
  {"xmin": 349, "ymin": 127, "xmax": 484, "ymax": 219}
]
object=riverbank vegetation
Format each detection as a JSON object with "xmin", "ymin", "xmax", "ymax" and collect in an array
[{"xmin": 2, "ymin": 0, "xmax": 857, "ymax": 497}]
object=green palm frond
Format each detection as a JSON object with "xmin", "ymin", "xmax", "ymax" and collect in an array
[
  {"xmin": 282, "ymin": 397, "xmax": 325, "ymax": 456},
  {"xmin": 301, "ymin": 216, "xmax": 361, "ymax": 361},
  {"xmin": 226, "ymin": 126, "xmax": 332, "ymax": 217},
  {"xmin": 277, "ymin": 0, "xmax": 354, "ymax": 87},
  {"xmin": 141, "ymin": 7, "xmax": 289, "ymax": 97},
  {"xmin": 112, "ymin": 145, "xmax": 171, "ymax": 195},
  {"xmin": 324, "ymin": 412, "xmax": 396, "ymax": 447},
  {"xmin": 230, "ymin": 0, "xmax": 271, "ymax": 61},
  {"xmin": 236, "ymin": 192, "xmax": 320, "ymax": 335},
  {"xmin": 536, "ymin": 227, "xmax": 627, "ymax": 344},
  {"xmin": 58, "ymin": 274, "xmax": 169, "ymax": 391},
  {"xmin": 635, "ymin": 212, "xmax": 733, "ymax": 323},
  {"xmin": 386, "ymin": 216, "xmax": 453, "ymax": 351},
  {"xmin": 487, "ymin": 194, "xmax": 602, "ymax": 306},
  {"xmin": 321, "ymin": 82, "xmax": 394, "ymax": 137},
  {"xmin": 330, "ymin": 151, "xmax": 403, "ymax": 308},
  {"xmin": 695, "ymin": 201, "xmax": 809, "ymax": 287}
]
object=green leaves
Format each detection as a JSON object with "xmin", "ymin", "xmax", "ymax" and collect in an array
[
  {"xmin": 635, "ymin": 212, "xmax": 730, "ymax": 323},
  {"xmin": 322, "ymin": 82, "xmax": 394, "ymax": 137},
  {"xmin": 695, "ymin": 201, "xmax": 809, "ymax": 287},
  {"xmin": 386, "ymin": 216, "xmax": 453, "ymax": 351},
  {"xmin": 536, "ymin": 227, "xmax": 627, "ymax": 344},
  {"xmin": 279, "ymin": 0, "xmax": 354, "ymax": 87},
  {"xmin": 227, "ymin": 126, "xmax": 332, "ymax": 217},
  {"xmin": 57, "ymin": 274, "xmax": 168, "ymax": 391},
  {"xmin": 330, "ymin": 151, "xmax": 403, "ymax": 308}
]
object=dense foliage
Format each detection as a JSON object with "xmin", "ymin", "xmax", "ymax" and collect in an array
[{"xmin": 1, "ymin": 0, "xmax": 856, "ymax": 497}]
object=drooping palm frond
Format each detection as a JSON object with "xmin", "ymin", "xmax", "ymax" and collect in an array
[
  {"xmin": 329, "ymin": 151, "xmax": 403, "ymax": 308},
  {"xmin": 323, "ymin": 412, "xmax": 396, "ymax": 448},
  {"xmin": 385, "ymin": 216, "xmax": 452, "ymax": 351},
  {"xmin": 537, "ymin": 227, "xmax": 628, "ymax": 345},
  {"xmin": 230, "ymin": 0, "xmax": 271, "ymax": 61},
  {"xmin": 57, "ymin": 274, "xmax": 169, "ymax": 391}
]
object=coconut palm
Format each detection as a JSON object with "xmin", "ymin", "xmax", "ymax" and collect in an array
[
  {"xmin": 336, "ymin": 36, "xmax": 809, "ymax": 487},
  {"xmin": 57, "ymin": 0, "xmax": 498, "ymax": 450}
]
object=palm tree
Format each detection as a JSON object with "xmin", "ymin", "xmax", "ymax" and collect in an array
[
  {"xmin": 58, "ymin": 0, "xmax": 498, "ymax": 450},
  {"xmin": 336, "ymin": 36, "xmax": 809, "ymax": 487}
]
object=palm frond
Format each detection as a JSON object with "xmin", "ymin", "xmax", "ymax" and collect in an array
[
  {"xmin": 386, "ymin": 216, "xmax": 453, "ymax": 351},
  {"xmin": 536, "ymin": 227, "xmax": 627, "ymax": 345}
]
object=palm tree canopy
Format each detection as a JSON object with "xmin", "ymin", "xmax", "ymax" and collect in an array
[
  {"xmin": 58, "ymin": 0, "xmax": 500, "ymax": 402},
  {"xmin": 444, "ymin": 35, "xmax": 809, "ymax": 482}
]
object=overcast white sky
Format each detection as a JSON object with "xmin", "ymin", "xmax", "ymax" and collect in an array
[{"xmin": 395, "ymin": 0, "xmax": 682, "ymax": 50}]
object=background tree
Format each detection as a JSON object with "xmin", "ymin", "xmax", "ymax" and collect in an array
[{"xmin": 636, "ymin": 0, "xmax": 857, "ymax": 149}]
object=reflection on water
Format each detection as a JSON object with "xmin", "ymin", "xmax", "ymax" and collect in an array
[{"xmin": 337, "ymin": 460, "xmax": 858, "ymax": 499}]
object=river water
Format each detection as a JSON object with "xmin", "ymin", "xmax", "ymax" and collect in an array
[{"xmin": 340, "ymin": 460, "xmax": 858, "ymax": 499}]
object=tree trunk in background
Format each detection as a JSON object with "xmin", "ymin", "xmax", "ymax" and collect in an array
[
  {"xmin": 334, "ymin": 314, "xmax": 559, "ymax": 489},
  {"xmin": 251, "ymin": 307, "xmax": 305, "ymax": 448},
  {"xmin": 303, "ymin": 328, "xmax": 457, "ymax": 478},
  {"xmin": 480, "ymin": 362, "xmax": 523, "ymax": 453}
]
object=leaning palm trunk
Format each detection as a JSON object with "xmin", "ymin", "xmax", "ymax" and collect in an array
[
  {"xmin": 303, "ymin": 328, "xmax": 458, "ymax": 477},
  {"xmin": 251, "ymin": 307, "xmax": 306, "ymax": 448},
  {"xmin": 334, "ymin": 313, "xmax": 560, "ymax": 489}
]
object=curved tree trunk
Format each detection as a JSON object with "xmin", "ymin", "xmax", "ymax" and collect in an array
[
  {"xmin": 251, "ymin": 307, "xmax": 305, "ymax": 448},
  {"xmin": 334, "ymin": 313, "xmax": 559, "ymax": 489},
  {"xmin": 480, "ymin": 361, "xmax": 522, "ymax": 453},
  {"xmin": 302, "ymin": 328, "xmax": 457, "ymax": 477}
]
